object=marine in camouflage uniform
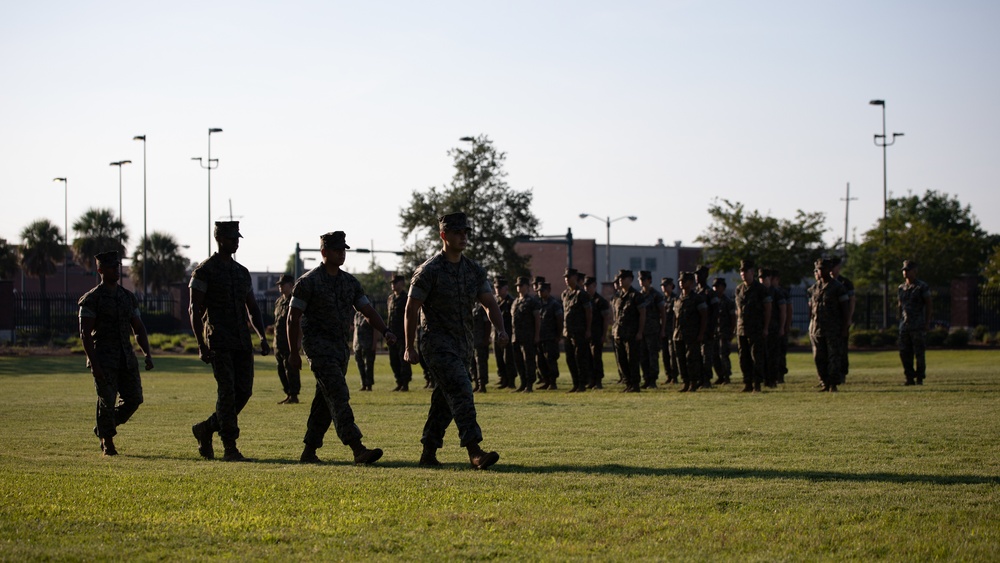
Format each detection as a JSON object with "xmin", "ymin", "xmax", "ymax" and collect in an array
[
  {"xmin": 712, "ymin": 277, "xmax": 736, "ymax": 384},
  {"xmin": 536, "ymin": 282, "xmax": 563, "ymax": 389},
  {"xmin": 694, "ymin": 265, "xmax": 718, "ymax": 389},
  {"xmin": 898, "ymin": 260, "xmax": 932, "ymax": 385},
  {"xmin": 831, "ymin": 257, "xmax": 855, "ymax": 384},
  {"xmin": 585, "ymin": 276, "xmax": 611, "ymax": 389},
  {"xmin": 674, "ymin": 272, "xmax": 708, "ymax": 392},
  {"xmin": 386, "ymin": 274, "xmax": 412, "ymax": 391},
  {"xmin": 808, "ymin": 259, "xmax": 850, "ymax": 392},
  {"xmin": 511, "ymin": 276, "xmax": 541, "ymax": 392},
  {"xmin": 638, "ymin": 271, "xmax": 664, "ymax": 389},
  {"xmin": 660, "ymin": 278, "xmax": 679, "ymax": 384},
  {"xmin": 492, "ymin": 277, "xmax": 517, "ymax": 390},
  {"xmin": 772, "ymin": 271, "xmax": 791, "ymax": 384},
  {"xmin": 734, "ymin": 259, "xmax": 771, "ymax": 393},
  {"xmin": 288, "ymin": 231, "xmax": 391, "ymax": 465},
  {"xmin": 612, "ymin": 270, "xmax": 646, "ymax": 393},
  {"xmin": 78, "ymin": 251, "xmax": 154, "ymax": 456},
  {"xmin": 561, "ymin": 267, "xmax": 594, "ymax": 393},
  {"xmin": 353, "ymin": 310, "xmax": 376, "ymax": 391},
  {"xmin": 189, "ymin": 221, "xmax": 270, "ymax": 462},
  {"xmin": 273, "ymin": 274, "xmax": 301, "ymax": 404},
  {"xmin": 471, "ymin": 301, "xmax": 491, "ymax": 392},
  {"xmin": 758, "ymin": 268, "xmax": 786, "ymax": 388},
  {"xmin": 404, "ymin": 212, "xmax": 505, "ymax": 470}
]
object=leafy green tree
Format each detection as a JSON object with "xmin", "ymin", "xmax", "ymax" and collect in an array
[
  {"xmin": 849, "ymin": 190, "xmax": 995, "ymax": 288},
  {"xmin": 285, "ymin": 253, "xmax": 304, "ymax": 277},
  {"xmin": 20, "ymin": 219, "xmax": 63, "ymax": 296},
  {"xmin": 72, "ymin": 208, "xmax": 128, "ymax": 273},
  {"xmin": 983, "ymin": 247, "xmax": 1000, "ymax": 285},
  {"xmin": 0, "ymin": 238, "xmax": 18, "ymax": 280},
  {"xmin": 399, "ymin": 135, "xmax": 540, "ymax": 280},
  {"xmin": 130, "ymin": 232, "xmax": 189, "ymax": 294},
  {"xmin": 695, "ymin": 199, "xmax": 831, "ymax": 286}
]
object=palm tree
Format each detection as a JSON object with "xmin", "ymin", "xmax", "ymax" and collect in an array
[
  {"xmin": 0, "ymin": 238, "xmax": 18, "ymax": 280},
  {"xmin": 130, "ymin": 231, "xmax": 189, "ymax": 294},
  {"xmin": 20, "ymin": 219, "xmax": 64, "ymax": 334},
  {"xmin": 72, "ymin": 208, "xmax": 128, "ymax": 273}
]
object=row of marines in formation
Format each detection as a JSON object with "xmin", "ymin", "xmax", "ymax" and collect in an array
[{"xmin": 79, "ymin": 215, "xmax": 933, "ymax": 464}]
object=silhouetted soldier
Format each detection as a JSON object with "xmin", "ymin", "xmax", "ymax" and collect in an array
[
  {"xmin": 386, "ymin": 274, "xmax": 412, "ymax": 391},
  {"xmin": 898, "ymin": 260, "xmax": 932, "ymax": 385},
  {"xmin": 273, "ymin": 273, "xmax": 301, "ymax": 404}
]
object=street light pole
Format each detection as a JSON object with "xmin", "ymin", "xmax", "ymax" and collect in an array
[
  {"xmin": 869, "ymin": 99, "xmax": 904, "ymax": 329},
  {"xmin": 193, "ymin": 128, "xmax": 222, "ymax": 255},
  {"xmin": 109, "ymin": 160, "xmax": 132, "ymax": 248},
  {"xmin": 579, "ymin": 213, "xmax": 638, "ymax": 283},
  {"xmin": 52, "ymin": 177, "xmax": 68, "ymax": 293},
  {"xmin": 133, "ymin": 135, "xmax": 147, "ymax": 302}
]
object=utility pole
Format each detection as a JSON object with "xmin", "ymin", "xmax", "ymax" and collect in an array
[{"xmin": 840, "ymin": 182, "xmax": 857, "ymax": 251}]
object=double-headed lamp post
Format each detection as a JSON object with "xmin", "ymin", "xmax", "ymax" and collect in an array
[
  {"xmin": 192, "ymin": 128, "xmax": 222, "ymax": 255},
  {"xmin": 869, "ymin": 99, "xmax": 904, "ymax": 329},
  {"xmin": 133, "ymin": 135, "xmax": 147, "ymax": 301},
  {"xmin": 109, "ymin": 160, "xmax": 132, "ymax": 247},
  {"xmin": 52, "ymin": 177, "xmax": 68, "ymax": 293},
  {"xmin": 579, "ymin": 213, "xmax": 638, "ymax": 283}
]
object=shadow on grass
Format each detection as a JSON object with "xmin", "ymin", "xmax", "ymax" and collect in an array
[
  {"xmin": 495, "ymin": 463, "xmax": 1000, "ymax": 485},
  {"xmin": 121, "ymin": 454, "xmax": 999, "ymax": 485}
]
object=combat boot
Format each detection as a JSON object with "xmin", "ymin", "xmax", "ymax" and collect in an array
[
  {"xmin": 679, "ymin": 382, "xmax": 691, "ymax": 392},
  {"xmin": 418, "ymin": 446, "xmax": 442, "ymax": 467},
  {"xmin": 286, "ymin": 394, "xmax": 299, "ymax": 404},
  {"xmin": 300, "ymin": 445, "xmax": 321, "ymax": 464},
  {"xmin": 753, "ymin": 382, "xmax": 762, "ymax": 393},
  {"xmin": 349, "ymin": 440, "xmax": 383, "ymax": 465},
  {"xmin": 742, "ymin": 383, "xmax": 754, "ymax": 393},
  {"xmin": 192, "ymin": 421, "xmax": 214, "ymax": 459},
  {"xmin": 100, "ymin": 437, "xmax": 118, "ymax": 456},
  {"xmin": 221, "ymin": 442, "xmax": 249, "ymax": 462},
  {"xmin": 467, "ymin": 445, "xmax": 500, "ymax": 470}
]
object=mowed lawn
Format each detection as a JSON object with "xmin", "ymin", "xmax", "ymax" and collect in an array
[{"xmin": 0, "ymin": 349, "xmax": 997, "ymax": 561}]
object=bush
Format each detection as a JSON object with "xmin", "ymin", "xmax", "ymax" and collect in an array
[
  {"xmin": 972, "ymin": 325, "xmax": 990, "ymax": 343},
  {"xmin": 183, "ymin": 342, "xmax": 200, "ymax": 354},
  {"xmin": 850, "ymin": 331, "xmax": 873, "ymax": 348},
  {"xmin": 926, "ymin": 327, "xmax": 948, "ymax": 347},
  {"xmin": 944, "ymin": 329, "xmax": 970, "ymax": 348}
]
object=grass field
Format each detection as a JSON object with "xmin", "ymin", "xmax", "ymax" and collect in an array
[{"xmin": 0, "ymin": 350, "xmax": 997, "ymax": 561}]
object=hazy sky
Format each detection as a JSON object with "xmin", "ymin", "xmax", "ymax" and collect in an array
[{"xmin": 3, "ymin": 1, "xmax": 998, "ymax": 274}]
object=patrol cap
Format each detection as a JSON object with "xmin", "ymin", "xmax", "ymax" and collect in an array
[
  {"xmin": 532, "ymin": 276, "xmax": 546, "ymax": 285},
  {"xmin": 712, "ymin": 276, "xmax": 727, "ymax": 288},
  {"xmin": 815, "ymin": 258, "xmax": 833, "ymax": 271},
  {"xmin": 829, "ymin": 256, "xmax": 843, "ymax": 267},
  {"xmin": 660, "ymin": 277, "xmax": 674, "ymax": 286},
  {"xmin": 320, "ymin": 231, "xmax": 350, "ymax": 250},
  {"xmin": 679, "ymin": 271, "xmax": 695, "ymax": 283},
  {"xmin": 617, "ymin": 269, "xmax": 634, "ymax": 280},
  {"xmin": 276, "ymin": 273, "xmax": 294, "ymax": 286},
  {"xmin": 214, "ymin": 221, "xmax": 242, "ymax": 239},
  {"xmin": 540, "ymin": 282, "xmax": 552, "ymax": 291},
  {"xmin": 516, "ymin": 276, "xmax": 531, "ymax": 286},
  {"xmin": 758, "ymin": 268, "xmax": 771, "ymax": 278},
  {"xmin": 695, "ymin": 264, "xmax": 711, "ymax": 274},
  {"xmin": 493, "ymin": 276, "xmax": 508, "ymax": 288},
  {"xmin": 439, "ymin": 212, "xmax": 471, "ymax": 232},
  {"xmin": 564, "ymin": 267, "xmax": 578, "ymax": 278},
  {"xmin": 902, "ymin": 259, "xmax": 917, "ymax": 270},
  {"xmin": 584, "ymin": 276, "xmax": 597, "ymax": 286},
  {"xmin": 740, "ymin": 259, "xmax": 756, "ymax": 271},
  {"xmin": 639, "ymin": 270, "xmax": 652, "ymax": 281},
  {"xmin": 391, "ymin": 274, "xmax": 406, "ymax": 284},
  {"xmin": 95, "ymin": 250, "xmax": 120, "ymax": 266}
]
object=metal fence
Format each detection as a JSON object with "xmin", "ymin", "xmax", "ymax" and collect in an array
[
  {"xmin": 785, "ymin": 285, "xmax": 951, "ymax": 332},
  {"xmin": 12, "ymin": 292, "xmax": 185, "ymax": 342},
  {"xmin": 976, "ymin": 285, "xmax": 1000, "ymax": 332}
]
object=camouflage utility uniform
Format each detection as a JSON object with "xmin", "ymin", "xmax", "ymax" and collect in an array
[
  {"xmin": 273, "ymin": 292, "xmax": 301, "ymax": 397},
  {"xmin": 511, "ymin": 292, "xmax": 541, "ymax": 391},
  {"xmin": 809, "ymin": 277, "xmax": 849, "ymax": 389},
  {"xmin": 386, "ymin": 288, "xmax": 412, "ymax": 388},
  {"xmin": 292, "ymin": 265, "xmax": 370, "ymax": 451},
  {"xmin": 673, "ymin": 291, "xmax": 707, "ymax": 388},
  {"xmin": 613, "ymin": 283, "xmax": 645, "ymax": 391},
  {"xmin": 735, "ymin": 280, "xmax": 770, "ymax": 389},
  {"xmin": 898, "ymin": 278, "xmax": 931, "ymax": 384},
  {"xmin": 410, "ymin": 251, "xmax": 491, "ymax": 449}
]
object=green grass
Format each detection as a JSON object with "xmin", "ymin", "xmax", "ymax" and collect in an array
[{"xmin": 0, "ymin": 350, "xmax": 997, "ymax": 561}]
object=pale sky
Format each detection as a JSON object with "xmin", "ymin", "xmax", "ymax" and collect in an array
[{"xmin": 3, "ymin": 1, "xmax": 998, "ymax": 275}]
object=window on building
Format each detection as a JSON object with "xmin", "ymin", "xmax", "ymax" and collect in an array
[
  {"xmin": 629, "ymin": 257, "xmax": 642, "ymax": 271},
  {"xmin": 645, "ymin": 257, "xmax": 657, "ymax": 271}
]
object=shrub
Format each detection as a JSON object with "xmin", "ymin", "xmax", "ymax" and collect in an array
[
  {"xmin": 850, "ymin": 331, "xmax": 873, "ymax": 348},
  {"xmin": 183, "ymin": 342, "xmax": 200, "ymax": 354},
  {"xmin": 944, "ymin": 329, "xmax": 970, "ymax": 348},
  {"xmin": 925, "ymin": 327, "xmax": 948, "ymax": 347},
  {"xmin": 972, "ymin": 325, "xmax": 990, "ymax": 343}
]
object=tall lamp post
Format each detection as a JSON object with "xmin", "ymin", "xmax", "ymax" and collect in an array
[
  {"xmin": 52, "ymin": 177, "xmax": 68, "ymax": 293},
  {"xmin": 133, "ymin": 134, "xmax": 147, "ymax": 302},
  {"xmin": 869, "ymin": 99, "xmax": 904, "ymax": 329},
  {"xmin": 109, "ymin": 160, "xmax": 132, "ymax": 247},
  {"xmin": 192, "ymin": 128, "xmax": 222, "ymax": 255},
  {"xmin": 579, "ymin": 213, "xmax": 638, "ymax": 284}
]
